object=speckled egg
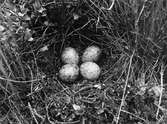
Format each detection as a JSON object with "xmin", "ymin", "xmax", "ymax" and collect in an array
[
  {"xmin": 61, "ymin": 47, "xmax": 79, "ymax": 64},
  {"xmin": 59, "ymin": 64, "xmax": 79, "ymax": 82},
  {"xmin": 80, "ymin": 62, "xmax": 101, "ymax": 80},
  {"xmin": 82, "ymin": 46, "xmax": 101, "ymax": 62}
]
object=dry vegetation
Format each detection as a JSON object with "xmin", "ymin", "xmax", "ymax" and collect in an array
[{"xmin": 0, "ymin": 0, "xmax": 167, "ymax": 124}]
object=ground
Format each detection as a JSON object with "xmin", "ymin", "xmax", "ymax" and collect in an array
[{"xmin": 0, "ymin": 0, "xmax": 167, "ymax": 124}]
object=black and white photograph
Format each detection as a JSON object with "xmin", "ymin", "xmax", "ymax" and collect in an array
[{"xmin": 0, "ymin": 0, "xmax": 167, "ymax": 124}]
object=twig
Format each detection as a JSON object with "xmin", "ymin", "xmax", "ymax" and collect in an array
[
  {"xmin": 0, "ymin": 76, "xmax": 39, "ymax": 83},
  {"xmin": 28, "ymin": 102, "xmax": 39, "ymax": 124},
  {"xmin": 121, "ymin": 110, "xmax": 146, "ymax": 122},
  {"xmin": 136, "ymin": 0, "xmax": 147, "ymax": 26},
  {"xmin": 156, "ymin": 64, "xmax": 165, "ymax": 119},
  {"xmin": 101, "ymin": 0, "xmax": 115, "ymax": 10},
  {"xmin": 115, "ymin": 51, "xmax": 134, "ymax": 124},
  {"xmin": 135, "ymin": 0, "xmax": 147, "ymax": 45},
  {"xmin": 67, "ymin": 19, "xmax": 95, "ymax": 37}
]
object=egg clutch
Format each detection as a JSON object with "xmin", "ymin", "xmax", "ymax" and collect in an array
[{"xmin": 59, "ymin": 46, "xmax": 101, "ymax": 82}]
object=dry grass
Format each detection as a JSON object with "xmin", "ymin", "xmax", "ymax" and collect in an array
[{"xmin": 0, "ymin": 0, "xmax": 167, "ymax": 124}]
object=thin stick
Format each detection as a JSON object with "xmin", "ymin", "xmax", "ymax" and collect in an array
[
  {"xmin": 115, "ymin": 51, "xmax": 134, "ymax": 124},
  {"xmin": 101, "ymin": 0, "xmax": 115, "ymax": 10},
  {"xmin": 28, "ymin": 102, "xmax": 38, "ymax": 124},
  {"xmin": 121, "ymin": 110, "xmax": 146, "ymax": 122},
  {"xmin": 0, "ymin": 76, "xmax": 39, "ymax": 83},
  {"xmin": 156, "ymin": 64, "xmax": 165, "ymax": 119}
]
